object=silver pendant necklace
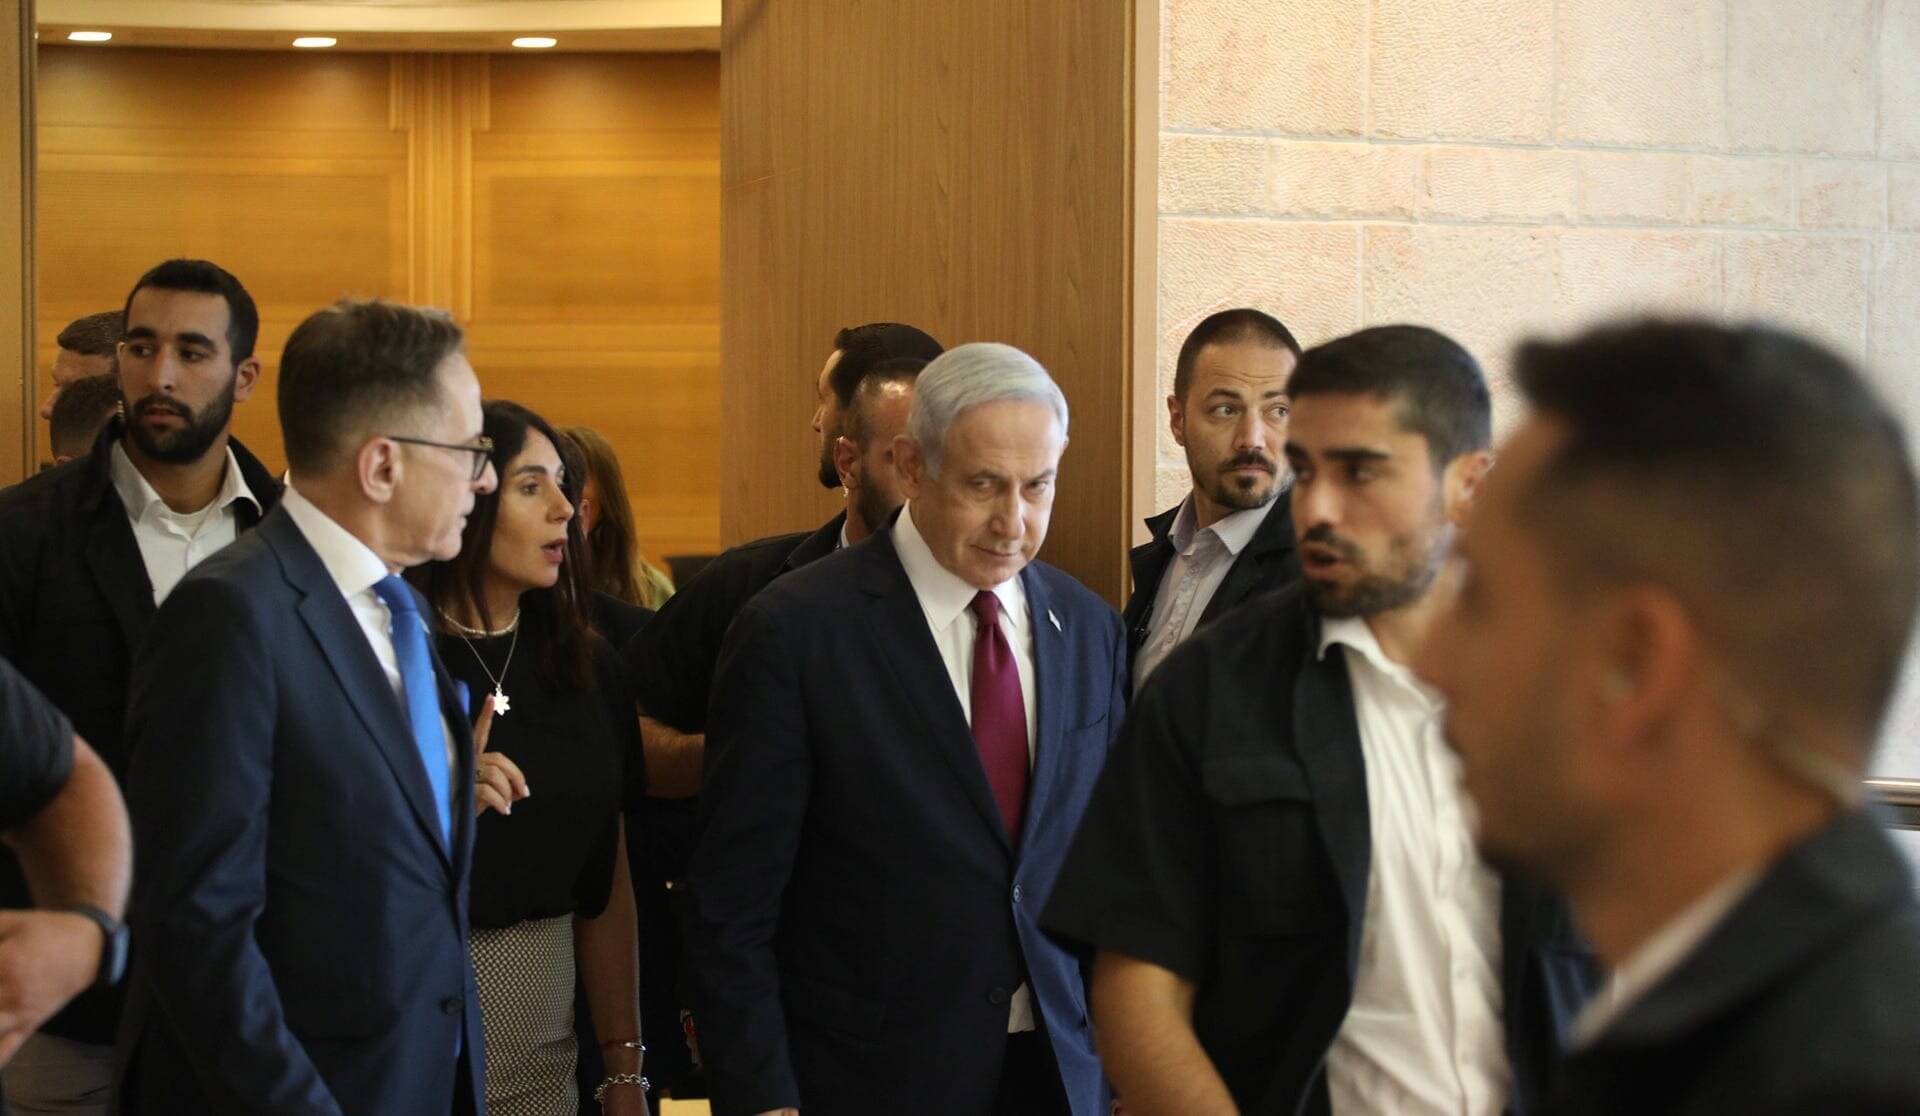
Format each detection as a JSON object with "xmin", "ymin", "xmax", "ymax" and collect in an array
[{"xmin": 439, "ymin": 609, "xmax": 519, "ymax": 715}]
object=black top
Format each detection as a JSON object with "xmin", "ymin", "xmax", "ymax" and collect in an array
[
  {"xmin": 1549, "ymin": 810, "xmax": 1920, "ymax": 1116},
  {"xmin": 0, "ymin": 655, "xmax": 73, "ymax": 830},
  {"xmin": 437, "ymin": 619, "xmax": 647, "ymax": 930},
  {"xmin": 1042, "ymin": 584, "xmax": 1596, "ymax": 1116},
  {"xmin": 588, "ymin": 589, "xmax": 653, "ymax": 652},
  {"xmin": 624, "ymin": 512, "xmax": 844, "ymax": 734}
]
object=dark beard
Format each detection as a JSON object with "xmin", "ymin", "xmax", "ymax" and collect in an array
[
  {"xmin": 1201, "ymin": 451, "xmax": 1284, "ymax": 513},
  {"xmin": 124, "ymin": 376, "xmax": 236, "ymax": 465},
  {"xmin": 1302, "ymin": 520, "xmax": 1448, "ymax": 618},
  {"xmin": 817, "ymin": 431, "xmax": 841, "ymax": 489},
  {"xmin": 850, "ymin": 472, "xmax": 900, "ymax": 537}
]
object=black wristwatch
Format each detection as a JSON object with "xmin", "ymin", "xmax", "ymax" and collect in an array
[{"xmin": 67, "ymin": 905, "xmax": 129, "ymax": 992}]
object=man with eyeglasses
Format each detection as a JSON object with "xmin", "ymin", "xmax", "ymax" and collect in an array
[
  {"xmin": 0, "ymin": 258, "xmax": 281, "ymax": 1114},
  {"xmin": 117, "ymin": 299, "xmax": 498, "ymax": 1114}
]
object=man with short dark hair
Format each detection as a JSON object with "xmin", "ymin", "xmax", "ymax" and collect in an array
[
  {"xmin": 0, "ymin": 260, "xmax": 279, "ymax": 1113},
  {"xmin": 46, "ymin": 376, "xmax": 120, "ymax": 467},
  {"xmin": 118, "ymin": 298, "xmax": 496, "ymax": 1114},
  {"xmin": 1044, "ymin": 325, "xmax": 1597, "ymax": 1116},
  {"xmin": 1126, "ymin": 308, "xmax": 1303, "ymax": 689},
  {"xmin": 623, "ymin": 323, "xmax": 942, "ymax": 1103},
  {"xmin": 830, "ymin": 356, "xmax": 925, "ymax": 536},
  {"xmin": 813, "ymin": 322, "xmax": 944, "ymax": 490},
  {"xmin": 1415, "ymin": 320, "xmax": 1920, "ymax": 1115},
  {"xmin": 40, "ymin": 311, "xmax": 120, "ymax": 423}
]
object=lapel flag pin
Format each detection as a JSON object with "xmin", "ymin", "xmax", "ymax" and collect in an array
[{"xmin": 1048, "ymin": 609, "xmax": 1062, "ymax": 632}]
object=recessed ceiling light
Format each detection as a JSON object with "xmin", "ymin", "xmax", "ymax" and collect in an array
[
  {"xmin": 511, "ymin": 36, "xmax": 557, "ymax": 49},
  {"xmin": 67, "ymin": 31, "xmax": 113, "ymax": 43},
  {"xmin": 292, "ymin": 37, "xmax": 337, "ymax": 49}
]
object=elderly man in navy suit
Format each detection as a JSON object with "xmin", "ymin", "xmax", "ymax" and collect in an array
[
  {"xmin": 119, "ymin": 299, "xmax": 497, "ymax": 1114},
  {"xmin": 683, "ymin": 342, "xmax": 1127, "ymax": 1116}
]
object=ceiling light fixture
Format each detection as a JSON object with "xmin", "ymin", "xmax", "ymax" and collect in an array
[
  {"xmin": 511, "ymin": 36, "xmax": 558, "ymax": 49},
  {"xmin": 292, "ymin": 37, "xmax": 338, "ymax": 49},
  {"xmin": 67, "ymin": 31, "xmax": 113, "ymax": 43}
]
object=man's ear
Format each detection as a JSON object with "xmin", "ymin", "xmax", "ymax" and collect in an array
[
  {"xmin": 358, "ymin": 437, "xmax": 402, "ymax": 505},
  {"xmin": 1167, "ymin": 393, "xmax": 1187, "ymax": 449},
  {"xmin": 893, "ymin": 434, "xmax": 925, "ymax": 499},
  {"xmin": 832, "ymin": 435, "xmax": 861, "ymax": 491},
  {"xmin": 233, "ymin": 356, "xmax": 264, "ymax": 404},
  {"xmin": 1445, "ymin": 449, "xmax": 1495, "ymax": 526}
]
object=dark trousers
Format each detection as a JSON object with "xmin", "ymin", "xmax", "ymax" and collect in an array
[{"xmin": 994, "ymin": 1029, "xmax": 1069, "ymax": 1116}]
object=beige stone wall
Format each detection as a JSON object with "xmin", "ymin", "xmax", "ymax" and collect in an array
[{"xmin": 1156, "ymin": 0, "xmax": 1920, "ymax": 765}]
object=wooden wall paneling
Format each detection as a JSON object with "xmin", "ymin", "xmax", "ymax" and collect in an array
[
  {"xmin": 32, "ymin": 46, "xmax": 723, "ymax": 565},
  {"xmin": 719, "ymin": 0, "xmax": 1138, "ymax": 602},
  {"xmin": 36, "ymin": 45, "xmax": 412, "ymax": 470},
  {"xmin": 0, "ymin": 0, "xmax": 30, "ymax": 482},
  {"xmin": 465, "ymin": 52, "xmax": 721, "ymax": 562}
]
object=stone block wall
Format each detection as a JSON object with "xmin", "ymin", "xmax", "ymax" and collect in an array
[{"xmin": 1156, "ymin": 0, "xmax": 1920, "ymax": 764}]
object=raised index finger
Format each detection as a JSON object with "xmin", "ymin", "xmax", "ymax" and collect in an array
[{"xmin": 472, "ymin": 694, "xmax": 496, "ymax": 757}]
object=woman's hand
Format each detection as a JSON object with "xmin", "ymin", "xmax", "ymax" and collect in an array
[{"xmin": 471, "ymin": 695, "xmax": 530, "ymax": 815}]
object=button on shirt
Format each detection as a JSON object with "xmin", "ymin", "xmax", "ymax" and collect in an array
[
  {"xmin": 891, "ymin": 504, "xmax": 1038, "ymax": 1031},
  {"xmin": 1320, "ymin": 616, "xmax": 1509, "ymax": 1116},
  {"xmin": 109, "ymin": 442, "xmax": 261, "ymax": 604},
  {"xmin": 280, "ymin": 483, "xmax": 459, "ymax": 800},
  {"xmin": 1132, "ymin": 495, "xmax": 1277, "ymax": 691}
]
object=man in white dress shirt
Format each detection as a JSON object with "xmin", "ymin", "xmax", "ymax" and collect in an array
[
  {"xmin": 1416, "ymin": 319, "xmax": 1920, "ymax": 1115},
  {"xmin": 0, "ymin": 259, "xmax": 280, "ymax": 1114},
  {"xmin": 1045, "ymin": 325, "xmax": 1597, "ymax": 1116},
  {"xmin": 684, "ymin": 342, "xmax": 1127, "ymax": 1116},
  {"xmin": 119, "ymin": 299, "xmax": 497, "ymax": 1114}
]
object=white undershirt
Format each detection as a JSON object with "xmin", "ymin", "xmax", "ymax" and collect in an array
[
  {"xmin": 1321, "ymin": 616, "xmax": 1510, "ymax": 1116},
  {"xmin": 1570, "ymin": 868, "xmax": 1759, "ymax": 1048},
  {"xmin": 108, "ymin": 442, "xmax": 259, "ymax": 604},
  {"xmin": 891, "ymin": 504, "xmax": 1038, "ymax": 1031}
]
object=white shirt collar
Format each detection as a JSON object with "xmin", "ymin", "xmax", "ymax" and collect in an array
[
  {"xmin": 1570, "ymin": 867, "xmax": 1761, "ymax": 1048},
  {"xmin": 279, "ymin": 480, "xmax": 394, "ymax": 601},
  {"xmin": 109, "ymin": 440, "xmax": 261, "ymax": 523},
  {"xmin": 892, "ymin": 502, "xmax": 1027, "ymax": 634},
  {"xmin": 1318, "ymin": 614, "xmax": 1441, "ymax": 708},
  {"xmin": 1167, "ymin": 492, "xmax": 1278, "ymax": 559}
]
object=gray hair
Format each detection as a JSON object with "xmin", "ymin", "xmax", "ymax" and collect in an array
[{"xmin": 907, "ymin": 342, "xmax": 1069, "ymax": 476}]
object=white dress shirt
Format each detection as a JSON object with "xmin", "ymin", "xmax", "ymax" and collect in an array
[
  {"xmin": 1132, "ymin": 494, "xmax": 1278, "ymax": 691},
  {"xmin": 279, "ymin": 482, "xmax": 459, "ymax": 792},
  {"xmin": 891, "ymin": 504, "xmax": 1038, "ymax": 1030},
  {"xmin": 108, "ymin": 442, "xmax": 260, "ymax": 604},
  {"xmin": 1570, "ymin": 868, "xmax": 1759, "ymax": 1048},
  {"xmin": 1321, "ymin": 617, "xmax": 1510, "ymax": 1116}
]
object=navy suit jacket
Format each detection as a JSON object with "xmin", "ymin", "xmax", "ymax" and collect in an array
[
  {"xmin": 117, "ymin": 506, "xmax": 486, "ymax": 1115},
  {"xmin": 682, "ymin": 525, "xmax": 1127, "ymax": 1116}
]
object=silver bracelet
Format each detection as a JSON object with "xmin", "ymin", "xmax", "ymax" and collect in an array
[{"xmin": 593, "ymin": 1072, "xmax": 651, "ymax": 1103}]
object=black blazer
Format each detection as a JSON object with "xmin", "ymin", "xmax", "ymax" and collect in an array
[
  {"xmin": 1121, "ymin": 497, "xmax": 1299, "ymax": 674},
  {"xmin": 1044, "ymin": 584, "xmax": 1596, "ymax": 1116},
  {"xmin": 1548, "ymin": 811, "xmax": 1920, "ymax": 1116},
  {"xmin": 0, "ymin": 421, "xmax": 280, "ymax": 1044},
  {"xmin": 682, "ymin": 526, "xmax": 1128, "ymax": 1116},
  {"xmin": 117, "ymin": 506, "xmax": 486, "ymax": 1115}
]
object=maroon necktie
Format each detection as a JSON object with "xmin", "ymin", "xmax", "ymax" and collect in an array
[{"xmin": 969, "ymin": 590, "xmax": 1030, "ymax": 845}]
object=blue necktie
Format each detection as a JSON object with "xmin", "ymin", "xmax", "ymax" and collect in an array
[{"xmin": 372, "ymin": 575, "xmax": 454, "ymax": 849}]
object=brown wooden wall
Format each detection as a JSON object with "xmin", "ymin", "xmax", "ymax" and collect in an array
[
  {"xmin": 719, "ymin": 0, "xmax": 1142, "ymax": 603},
  {"xmin": 35, "ymin": 45, "xmax": 722, "ymax": 560}
]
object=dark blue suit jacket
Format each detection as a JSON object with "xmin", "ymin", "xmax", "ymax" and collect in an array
[
  {"xmin": 117, "ymin": 506, "xmax": 486, "ymax": 1115},
  {"xmin": 682, "ymin": 525, "xmax": 1127, "ymax": 1116}
]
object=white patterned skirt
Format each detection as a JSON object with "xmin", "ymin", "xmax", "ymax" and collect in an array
[{"xmin": 471, "ymin": 914, "xmax": 580, "ymax": 1116}]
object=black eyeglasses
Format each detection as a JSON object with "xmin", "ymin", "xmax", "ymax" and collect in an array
[{"xmin": 388, "ymin": 435, "xmax": 495, "ymax": 482}]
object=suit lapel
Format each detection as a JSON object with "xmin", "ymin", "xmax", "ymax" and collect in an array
[
  {"xmin": 81, "ymin": 499, "xmax": 157, "ymax": 649},
  {"xmin": 859, "ymin": 535, "xmax": 1015, "ymax": 856},
  {"xmin": 1018, "ymin": 565, "xmax": 1070, "ymax": 845},
  {"xmin": 1196, "ymin": 498, "xmax": 1297, "ymax": 628},
  {"xmin": 1292, "ymin": 623, "xmax": 1372, "ymax": 972},
  {"xmin": 1123, "ymin": 509, "xmax": 1178, "ymax": 652},
  {"xmin": 266, "ymin": 510, "xmax": 454, "ymax": 870}
]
